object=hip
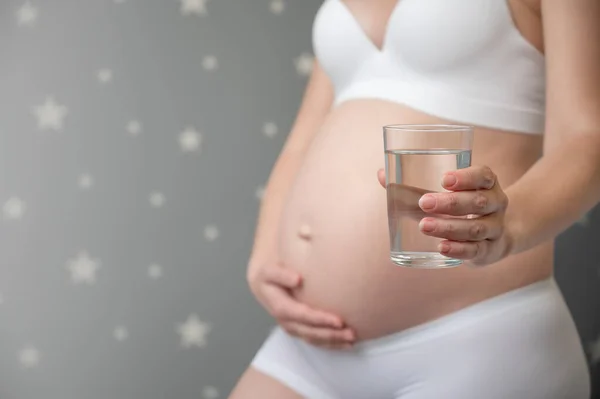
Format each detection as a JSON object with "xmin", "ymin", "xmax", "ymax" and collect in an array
[{"xmin": 253, "ymin": 276, "xmax": 590, "ymax": 399}]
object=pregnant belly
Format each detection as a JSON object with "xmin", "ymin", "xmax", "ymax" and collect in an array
[
  {"xmin": 277, "ymin": 100, "xmax": 552, "ymax": 340},
  {"xmin": 277, "ymin": 101, "xmax": 457, "ymax": 338}
]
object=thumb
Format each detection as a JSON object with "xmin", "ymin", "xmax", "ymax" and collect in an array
[
  {"xmin": 262, "ymin": 266, "xmax": 302, "ymax": 289},
  {"xmin": 377, "ymin": 168, "xmax": 386, "ymax": 188}
]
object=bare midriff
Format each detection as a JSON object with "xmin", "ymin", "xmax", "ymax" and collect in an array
[{"xmin": 278, "ymin": 99, "xmax": 553, "ymax": 341}]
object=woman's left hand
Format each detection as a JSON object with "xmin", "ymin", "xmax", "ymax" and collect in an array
[{"xmin": 378, "ymin": 166, "xmax": 515, "ymax": 267}]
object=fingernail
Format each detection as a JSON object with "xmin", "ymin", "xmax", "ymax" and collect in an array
[
  {"xmin": 419, "ymin": 195, "xmax": 436, "ymax": 210},
  {"xmin": 442, "ymin": 174, "xmax": 457, "ymax": 187},
  {"xmin": 438, "ymin": 242, "xmax": 451, "ymax": 254},
  {"xmin": 419, "ymin": 218, "xmax": 435, "ymax": 232}
]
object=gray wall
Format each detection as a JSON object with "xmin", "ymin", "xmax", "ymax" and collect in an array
[{"xmin": 0, "ymin": 0, "xmax": 598, "ymax": 398}]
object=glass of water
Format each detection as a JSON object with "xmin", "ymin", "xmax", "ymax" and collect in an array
[{"xmin": 383, "ymin": 124, "xmax": 473, "ymax": 268}]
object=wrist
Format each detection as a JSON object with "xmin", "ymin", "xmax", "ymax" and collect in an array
[{"xmin": 503, "ymin": 206, "xmax": 525, "ymax": 257}]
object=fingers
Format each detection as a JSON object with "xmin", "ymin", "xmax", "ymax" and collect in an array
[
  {"xmin": 438, "ymin": 235, "xmax": 512, "ymax": 267},
  {"xmin": 252, "ymin": 263, "xmax": 356, "ymax": 350},
  {"xmin": 437, "ymin": 239, "xmax": 493, "ymax": 266},
  {"xmin": 275, "ymin": 296, "xmax": 344, "ymax": 328},
  {"xmin": 418, "ymin": 188, "xmax": 508, "ymax": 216},
  {"xmin": 283, "ymin": 321, "xmax": 356, "ymax": 348},
  {"xmin": 419, "ymin": 214, "xmax": 504, "ymax": 241},
  {"xmin": 264, "ymin": 286, "xmax": 355, "ymax": 348},
  {"xmin": 441, "ymin": 165, "xmax": 497, "ymax": 191},
  {"xmin": 261, "ymin": 266, "xmax": 301, "ymax": 289},
  {"xmin": 262, "ymin": 285, "xmax": 344, "ymax": 328}
]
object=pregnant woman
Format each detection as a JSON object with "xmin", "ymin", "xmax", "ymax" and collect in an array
[{"xmin": 230, "ymin": 0, "xmax": 599, "ymax": 398}]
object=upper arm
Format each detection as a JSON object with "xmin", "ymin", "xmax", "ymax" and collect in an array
[
  {"xmin": 280, "ymin": 60, "xmax": 334, "ymax": 156},
  {"xmin": 542, "ymin": 0, "xmax": 600, "ymax": 152}
]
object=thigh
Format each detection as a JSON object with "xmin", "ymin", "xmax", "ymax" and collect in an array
[
  {"xmin": 228, "ymin": 367, "xmax": 304, "ymax": 399},
  {"xmin": 230, "ymin": 328, "xmax": 339, "ymax": 399}
]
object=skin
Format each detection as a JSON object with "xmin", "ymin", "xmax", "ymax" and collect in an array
[{"xmin": 231, "ymin": 0, "xmax": 600, "ymax": 396}]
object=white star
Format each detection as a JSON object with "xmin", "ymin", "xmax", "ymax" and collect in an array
[
  {"xmin": 149, "ymin": 191, "xmax": 166, "ymax": 208},
  {"xmin": 294, "ymin": 53, "xmax": 314, "ymax": 76},
  {"xmin": 180, "ymin": 0, "xmax": 208, "ymax": 16},
  {"xmin": 148, "ymin": 264, "xmax": 163, "ymax": 280},
  {"xmin": 2, "ymin": 197, "xmax": 26, "ymax": 220},
  {"xmin": 18, "ymin": 346, "xmax": 41, "ymax": 369},
  {"xmin": 113, "ymin": 326, "xmax": 129, "ymax": 342},
  {"xmin": 262, "ymin": 122, "xmax": 278, "ymax": 138},
  {"xmin": 202, "ymin": 55, "xmax": 218, "ymax": 71},
  {"xmin": 177, "ymin": 314, "xmax": 210, "ymax": 348},
  {"xmin": 202, "ymin": 386, "xmax": 220, "ymax": 399},
  {"xmin": 204, "ymin": 225, "xmax": 219, "ymax": 242},
  {"xmin": 17, "ymin": 2, "xmax": 38, "ymax": 27},
  {"xmin": 126, "ymin": 120, "xmax": 142, "ymax": 136},
  {"xmin": 589, "ymin": 336, "xmax": 600, "ymax": 365},
  {"xmin": 66, "ymin": 250, "xmax": 101, "ymax": 285},
  {"xmin": 255, "ymin": 186, "xmax": 265, "ymax": 200},
  {"xmin": 97, "ymin": 68, "xmax": 113, "ymax": 84},
  {"xmin": 178, "ymin": 126, "xmax": 202, "ymax": 152},
  {"xmin": 269, "ymin": 0, "xmax": 285, "ymax": 14},
  {"xmin": 78, "ymin": 173, "xmax": 94, "ymax": 190},
  {"xmin": 33, "ymin": 96, "xmax": 68, "ymax": 131}
]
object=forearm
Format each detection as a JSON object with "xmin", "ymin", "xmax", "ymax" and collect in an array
[{"xmin": 505, "ymin": 136, "xmax": 600, "ymax": 255}]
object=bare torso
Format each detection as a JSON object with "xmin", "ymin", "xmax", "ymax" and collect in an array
[{"xmin": 277, "ymin": 0, "xmax": 549, "ymax": 341}]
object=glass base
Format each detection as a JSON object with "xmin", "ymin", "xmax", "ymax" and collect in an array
[{"xmin": 390, "ymin": 251, "xmax": 463, "ymax": 268}]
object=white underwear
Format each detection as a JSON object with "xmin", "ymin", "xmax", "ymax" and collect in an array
[{"xmin": 250, "ymin": 278, "xmax": 590, "ymax": 399}]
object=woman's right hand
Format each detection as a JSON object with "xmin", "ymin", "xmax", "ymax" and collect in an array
[{"xmin": 248, "ymin": 261, "xmax": 356, "ymax": 350}]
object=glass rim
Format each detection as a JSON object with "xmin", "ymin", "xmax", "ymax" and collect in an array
[{"xmin": 383, "ymin": 124, "xmax": 473, "ymax": 133}]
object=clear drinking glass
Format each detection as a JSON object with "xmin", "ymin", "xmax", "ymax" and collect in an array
[{"xmin": 383, "ymin": 124, "xmax": 474, "ymax": 268}]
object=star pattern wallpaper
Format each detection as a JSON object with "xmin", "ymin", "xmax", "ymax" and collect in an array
[{"xmin": 0, "ymin": 0, "xmax": 598, "ymax": 398}]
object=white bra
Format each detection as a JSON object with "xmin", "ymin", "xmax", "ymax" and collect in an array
[{"xmin": 312, "ymin": 0, "xmax": 546, "ymax": 134}]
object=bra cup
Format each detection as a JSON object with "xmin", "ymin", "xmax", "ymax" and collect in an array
[
  {"xmin": 387, "ymin": 0, "xmax": 505, "ymax": 76},
  {"xmin": 312, "ymin": 0, "xmax": 372, "ymax": 91}
]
